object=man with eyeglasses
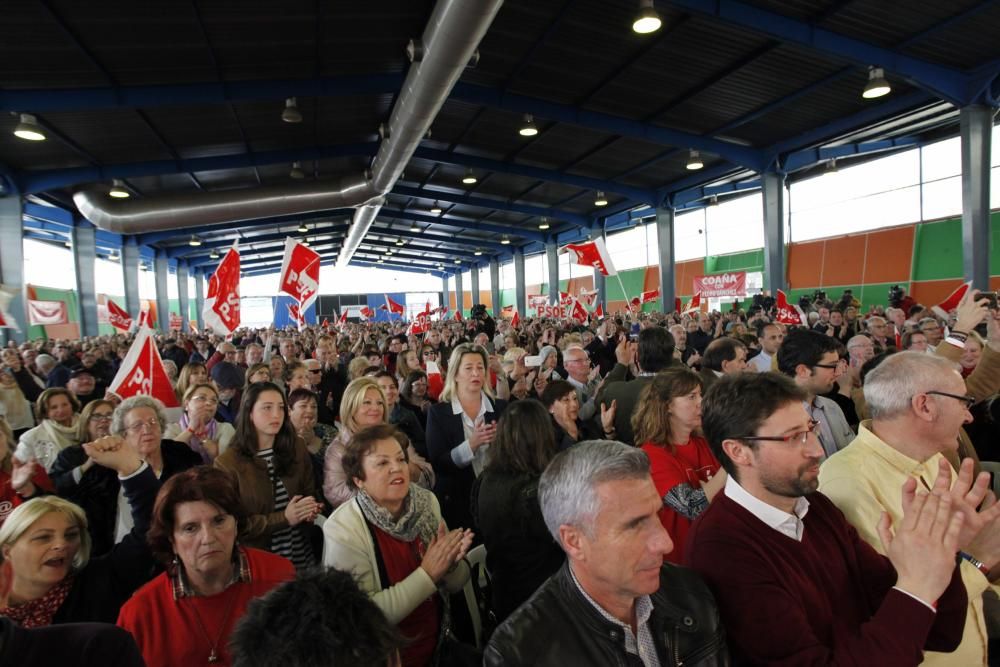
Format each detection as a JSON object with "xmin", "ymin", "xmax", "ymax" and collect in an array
[
  {"xmin": 777, "ymin": 329, "xmax": 854, "ymax": 460},
  {"xmin": 819, "ymin": 351, "xmax": 1000, "ymax": 667},
  {"xmin": 687, "ymin": 372, "xmax": 970, "ymax": 665}
]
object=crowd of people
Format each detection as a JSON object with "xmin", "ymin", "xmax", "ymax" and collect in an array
[{"xmin": 0, "ymin": 284, "xmax": 998, "ymax": 666}]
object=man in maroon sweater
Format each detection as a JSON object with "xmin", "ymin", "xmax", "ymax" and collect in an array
[{"xmin": 686, "ymin": 372, "xmax": 968, "ymax": 665}]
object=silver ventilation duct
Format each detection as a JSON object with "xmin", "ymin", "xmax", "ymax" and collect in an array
[{"xmin": 73, "ymin": 0, "xmax": 504, "ymax": 261}]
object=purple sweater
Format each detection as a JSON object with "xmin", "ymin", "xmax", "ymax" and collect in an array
[{"xmin": 685, "ymin": 489, "xmax": 966, "ymax": 666}]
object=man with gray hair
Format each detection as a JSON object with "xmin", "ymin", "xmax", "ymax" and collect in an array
[
  {"xmin": 485, "ymin": 440, "xmax": 726, "ymax": 666},
  {"xmin": 819, "ymin": 351, "xmax": 1000, "ymax": 667}
]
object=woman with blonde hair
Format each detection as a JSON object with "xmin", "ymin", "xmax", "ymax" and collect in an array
[
  {"xmin": 323, "ymin": 377, "xmax": 433, "ymax": 510},
  {"xmin": 174, "ymin": 362, "xmax": 209, "ymax": 404},
  {"xmin": 425, "ymin": 343, "xmax": 507, "ymax": 529},
  {"xmin": 632, "ymin": 367, "xmax": 725, "ymax": 563}
]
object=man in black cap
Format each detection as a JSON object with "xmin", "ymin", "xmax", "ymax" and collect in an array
[
  {"xmin": 210, "ymin": 361, "xmax": 244, "ymax": 424},
  {"xmin": 68, "ymin": 368, "xmax": 103, "ymax": 408}
]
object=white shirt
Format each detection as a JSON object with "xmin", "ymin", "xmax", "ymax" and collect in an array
[
  {"xmin": 723, "ymin": 475, "xmax": 809, "ymax": 541},
  {"xmin": 449, "ymin": 392, "xmax": 493, "ymax": 476},
  {"xmin": 748, "ymin": 351, "xmax": 773, "ymax": 373}
]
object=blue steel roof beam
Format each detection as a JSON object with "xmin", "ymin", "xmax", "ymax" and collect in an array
[
  {"xmin": 371, "ymin": 218, "xmax": 510, "ymax": 252},
  {"xmin": 17, "ymin": 143, "xmax": 376, "ymax": 195},
  {"xmin": 380, "ymin": 206, "xmax": 542, "ymax": 241},
  {"xmin": 783, "ymin": 136, "xmax": 922, "ymax": 172},
  {"xmin": 412, "ymin": 147, "xmax": 656, "ymax": 204},
  {"xmin": 667, "ymin": 0, "xmax": 967, "ymax": 106},
  {"xmin": 135, "ymin": 208, "xmax": 355, "ymax": 246},
  {"xmin": 134, "ymin": 109, "xmax": 204, "ymax": 191},
  {"xmin": 165, "ymin": 223, "xmax": 352, "ymax": 259},
  {"xmin": 22, "ymin": 202, "xmax": 75, "ymax": 226},
  {"xmin": 392, "ymin": 184, "xmax": 591, "ymax": 231},
  {"xmin": 673, "ymin": 179, "xmax": 762, "ymax": 207},
  {"xmin": 0, "ymin": 74, "xmax": 405, "ymax": 114},
  {"xmin": 448, "ymin": 83, "xmax": 766, "ymax": 170}
]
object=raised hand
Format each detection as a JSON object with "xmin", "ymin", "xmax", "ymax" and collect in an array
[
  {"xmin": 84, "ymin": 435, "xmax": 143, "ymax": 476},
  {"xmin": 601, "ymin": 399, "xmax": 618, "ymax": 434},
  {"xmin": 420, "ymin": 522, "xmax": 473, "ymax": 583},
  {"xmin": 937, "ymin": 458, "xmax": 1000, "ymax": 573},
  {"xmin": 10, "ymin": 457, "xmax": 38, "ymax": 494},
  {"xmin": 284, "ymin": 495, "xmax": 323, "ymax": 526}
]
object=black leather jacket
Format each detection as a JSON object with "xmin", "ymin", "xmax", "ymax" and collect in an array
[{"xmin": 484, "ymin": 562, "xmax": 728, "ymax": 667}]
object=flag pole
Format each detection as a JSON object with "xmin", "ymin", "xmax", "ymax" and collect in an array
[{"xmin": 614, "ymin": 273, "xmax": 637, "ymax": 318}]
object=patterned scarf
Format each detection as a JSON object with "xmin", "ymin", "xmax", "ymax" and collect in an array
[
  {"xmin": 356, "ymin": 485, "xmax": 438, "ymax": 546},
  {"xmin": 1, "ymin": 574, "xmax": 75, "ymax": 628},
  {"xmin": 179, "ymin": 413, "xmax": 219, "ymax": 463}
]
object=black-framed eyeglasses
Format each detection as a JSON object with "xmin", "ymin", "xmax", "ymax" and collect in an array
[
  {"xmin": 733, "ymin": 420, "xmax": 820, "ymax": 446},
  {"xmin": 926, "ymin": 390, "xmax": 976, "ymax": 410},
  {"xmin": 811, "ymin": 363, "xmax": 840, "ymax": 370}
]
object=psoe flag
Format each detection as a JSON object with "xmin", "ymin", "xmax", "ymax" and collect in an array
[
  {"xmin": 278, "ymin": 238, "xmax": 321, "ymax": 311},
  {"xmin": 107, "ymin": 327, "xmax": 180, "ymax": 408},
  {"xmin": 106, "ymin": 298, "xmax": 133, "ymax": 333},
  {"xmin": 203, "ymin": 242, "xmax": 241, "ymax": 334},
  {"xmin": 561, "ymin": 238, "xmax": 617, "ymax": 276}
]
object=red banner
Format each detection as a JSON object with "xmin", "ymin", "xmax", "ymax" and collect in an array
[
  {"xmin": 106, "ymin": 298, "xmax": 133, "ymax": 333},
  {"xmin": 278, "ymin": 238, "xmax": 321, "ymax": 310},
  {"xmin": 107, "ymin": 327, "xmax": 179, "ymax": 407},
  {"xmin": 693, "ymin": 271, "xmax": 747, "ymax": 298},
  {"xmin": 27, "ymin": 300, "xmax": 67, "ymax": 326},
  {"xmin": 384, "ymin": 294, "xmax": 405, "ymax": 315},
  {"xmin": 203, "ymin": 243, "xmax": 241, "ymax": 334},
  {"xmin": 775, "ymin": 290, "xmax": 806, "ymax": 326},
  {"xmin": 561, "ymin": 238, "xmax": 617, "ymax": 276}
]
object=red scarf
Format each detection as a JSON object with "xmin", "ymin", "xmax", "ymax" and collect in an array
[{"xmin": 1, "ymin": 574, "xmax": 75, "ymax": 628}]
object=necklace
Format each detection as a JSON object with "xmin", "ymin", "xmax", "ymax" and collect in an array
[{"xmin": 185, "ymin": 582, "xmax": 241, "ymax": 664}]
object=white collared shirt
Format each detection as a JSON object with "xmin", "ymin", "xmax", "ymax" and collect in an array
[
  {"xmin": 570, "ymin": 566, "xmax": 660, "ymax": 667},
  {"xmin": 449, "ymin": 392, "xmax": 493, "ymax": 476},
  {"xmin": 723, "ymin": 475, "xmax": 810, "ymax": 541}
]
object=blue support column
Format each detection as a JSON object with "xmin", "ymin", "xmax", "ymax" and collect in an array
[
  {"xmin": 0, "ymin": 196, "xmax": 26, "ymax": 342},
  {"xmin": 455, "ymin": 271, "xmax": 464, "ymax": 317},
  {"xmin": 960, "ymin": 105, "xmax": 992, "ymax": 287},
  {"xmin": 470, "ymin": 266, "xmax": 480, "ymax": 307},
  {"xmin": 154, "ymin": 250, "xmax": 170, "ymax": 334},
  {"xmin": 489, "ymin": 258, "xmax": 501, "ymax": 316},
  {"xmin": 121, "ymin": 239, "xmax": 141, "ymax": 318},
  {"xmin": 194, "ymin": 270, "xmax": 205, "ymax": 331},
  {"xmin": 177, "ymin": 262, "xmax": 190, "ymax": 333},
  {"xmin": 656, "ymin": 207, "xmax": 676, "ymax": 314},
  {"xmin": 594, "ymin": 231, "xmax": 607, "ymax": 310},
  {"xmin": 71, "ymin": 220, "xmax": 99, "ymax": 337},
  {"xmin": 441, "ymin": 276, "xmax": 450, "ymax": 313},
  {"xmin": 762, "ymin": 170, "xmax": 787, "ymax": 294},
  {"xmin": 546, "ymin": 241, "xmax": 559, "ymax": 305},
  {"xmin": 513, "ymin": 248, "xmax": 526, "ymax": 317}
]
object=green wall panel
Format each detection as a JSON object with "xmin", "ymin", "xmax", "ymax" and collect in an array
[
  {"xmin": 991, "ymin": 211, "xmax": 1000, "ymax": 275},
  {"xmin": 605, "ymin": 267, "xmax": 647, "ymax": 302},
  {"xmin": 499, "ymin": 289, "xmax": 516, "ymax": 309},
  {"xmin": 705, "ymin": 249, "xmax": 764, "ymax": 274},
  {"xmin": 911, "ymin": 217, "xmax": 963, "ymax": 281}
]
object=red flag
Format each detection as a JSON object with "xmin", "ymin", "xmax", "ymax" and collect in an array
[
  {"xmin": 137, "ymin": 301, "xmax": 153, "ymax": 329},
  {"xmin": 107, "ymin": 327, "xmax": 179, "ymax": 407},
  {"xmin": 639, "ymin": 289, "xmax": 660, "ymax": 304},
  {"xmin": 579, "ymin": 288, "xmax": 598, "ymax": 307},
  {"xmin": 570, "ymin": 299, "xmax": 588, "ymax": 323},
  {"xmin": 338, "ymin": 310, "xmax": 348, "ymax": 325},
  {"xmin": 453, "ymin": 309, "xmax": 463, "ymax": 322},
  {"xmin": 0, "ymin": 285, "xmax": 20, "ymax": 332},
  {"xmin": 288, "ymin": 302, "xmax": 305, "ymax": 330},
  {"xmin": 561, "ymin": 238, "xmax": 617, "ymax": 276},
  {"xmin": 594, "ymin": 303, "xmax": 605, "ymax": 320},
  {"xmin": 359, "ymin": 306, "xmax": 374, "ymax": 320},
  {"xmin": 510, "ymin": 308, "xmax": 520, "ymax": 328},
  {"xmin": 682, "ymin": 293, "xmax": 702, "ymax": 315},
  {"xmin": 203, "ymin": 242, "xmax": 241, "ymax": 334},
  {"xmin": 775, "ymin": 290, "xmax": 806, "ymax": 326},
  {"xmin": 106, "ymin": 298, "xmax": 133, "ymax": 333},
  {"xmin": 630, "ymin": 296, "xmax": 641, "ymax": 308},
  {"xmin": 674, "ymin": 297, "xmax": 682, "ymax": 313},
  {"xmin": 559, "ymin": 291, "xmax": 574, "ymax": 307},
  {"xmin": 384, "ymin": 294, "xmax": 405, "ymax": 316},
  {"xmin": 931, "ymin": 281, "xmax": 972, "ymax": 320},
  {"xmin": 278, "ymin": 238, "xmax": 321, "ymax": 310},
  {"xmin": 321, "ymin": 318, "xmax": 329, "ymax": 327},
  {"xmin": 894, "ymin": 325, "xmax": 902, "ymax": 349}
]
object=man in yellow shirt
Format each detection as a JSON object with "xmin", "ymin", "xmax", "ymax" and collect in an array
[{"xmin": 819, "ymin": 352, "xmax": 1000, "ymax": 666}]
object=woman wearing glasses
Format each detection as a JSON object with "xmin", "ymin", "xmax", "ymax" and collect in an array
[
  {"xmin": 632, "ymin": 368, "xmax": 724, "ymax": 564},
  {"xmin": 50, "ymin": 396, "xmax": 201, "ymax": 556},
  {"xmin": 163, "ymin": 384, "xmax": 235, "ymax": 463}
]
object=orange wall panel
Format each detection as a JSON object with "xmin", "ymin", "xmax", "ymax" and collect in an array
[
  {"xmin": 478, "ymin": 291, "xmax": 492, "ymax": 310},
  {"xmin": 909, "ymin": 279, "xmax": 965, "ymax": 307},
  {"xmin": 862, "ymin": 226, "xmax": 914, "ymax": 284},
  {"xmin": 820, "ymin": 235, "xmax": 868, "ymax": 286},
  {"xmin": 675, "ymin": 260, "xmax": 703, "ymax": 295},
  {"xmin": 787, "ymin": 241, "xmax": 824, "ymax": 288},
  {"xmin": 643, "ymin": 267, "xmax": 659, "ymax": 292}
]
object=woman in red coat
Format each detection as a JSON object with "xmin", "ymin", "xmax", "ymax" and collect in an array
[
  {"xmin": 117, "ymin": 466, "xmax": 294, "ymax": 667},
  {"xmin": 633, "ymin": 368, "xmax": 726, "ymax": 563}
]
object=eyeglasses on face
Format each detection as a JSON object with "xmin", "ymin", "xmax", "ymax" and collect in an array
[
  {"xmin": 925, "ymin": 390, "xmax": 976, "ymax": 410},
  {"xmin": 811, "ymin": 363, "xmax": 840, "ymax": 370},
  {"xmin": 125, "ymin": 418, "xmax": 160, "ymax": 434},
  {"xmin": 733, "ymin": 419, "xmax": 820, "ymax": 446},
  {"xmin": 89, "ymin": 413, "xmax": 113, "ymax": 422},
  {"xmin": 190, "ymin": 395, "xmax": 219, "ymax": 405}
]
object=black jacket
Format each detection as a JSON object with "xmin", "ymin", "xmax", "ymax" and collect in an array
[
  {"xmin": 50, "ymin": 439, "xmax": 201, "ymax": 556},
  {"xmin": 9, "ymin": 366, "xmax": 43, "ymax": 403},
  {"xmin": 485, "ymin": 562, "xmax": 728, "ymax": 667},
  {"xmin": 425, "ymin": 398, "xmax": 506, "ymax": 530},
  {"xmin": 0, "ymin": 617, "xmax": 145, "ymax": 667}
]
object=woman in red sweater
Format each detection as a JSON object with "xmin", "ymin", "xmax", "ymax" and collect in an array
[
  {"xmin": 117, "ymin": 466, "xmax": 294, "ymax": 667},
  {"xmin": 632, "ymin": 368, "xmax": 725, "ymax": 563}
]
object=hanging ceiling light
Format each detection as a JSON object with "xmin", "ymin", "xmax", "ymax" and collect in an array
[
  {"xmin": 862, "ymin": 66, "xmax": 891, "ymax": 99},
  {"xmin": 538, "ymin": 217, "xmax": 550, "ymax": 230},
  {"xmin": 188, "ymin": 236, "xmax": 202, "ymax": 247},
  {"xmin": 454, "ymin": 258, "xmax": 462, "ymax": 264},
  {"xmin": 461, "ymin": 168, "xmax": 477, "ymax": 185},
  {"xmin": 518, "ymin": 114, "xmax": 538, "ymax": 137},
  {"xmin": 594, "ymin": 191, "xmax": 608, "ymax": 207},
  {"xmin": 290, "ymin": 162, "xmax": 305, "ymax": 179},
  {"xmin": 500, "ymin": 236, "xmax": 511, "ymax": 245},
  {"xmin": 410, "ymin": 223, "xmax": 420, "ymax": 232},
  {"xmin": 632, "ymin": 0, "xmax": 662, "ymax": 34},
  {"xmin": 108, "ymin": 179, "xmax": 131, "ymax": 198},
  {"xmin": 395, "ymin": 239, "xmax": 405, "ymax": 246},
  {"xmin": 708, "ymin": 195, "xmax": 719, "ymax": 207},
  {"xmin": 297, "ymin": 223, "xmax": 309, "ymax": 233},
  {"xmin": 13, "ymin": 113, "xmax": 45, "ymax": 141},
  {"xmin": 378, "ymin": 258, "xmax": 385, "ymax": 264},
  {"xmin": 474, "ymin": 248, "xmax": 483, "ymax": 256},
  {"xmin": 301, "ymin": 238, "xmax": 310, "ymax": 246},
  {"xmin": 686, "ymin": 150, "xmax": 704, "ymax": 170},
  {"xmin": 826, "ymin": 158, "xmax": 839, "ymax": 175},
  {"xmin": 210, "ymin": 249, "xmax": 220, "ymax": 259},
  {"xmin": 282, "ymin": 97, "xmax": 302, "ymax": 123},
  {"xmin": 430, "ymin": 202, "xmax": 442, "ymax": 214}
]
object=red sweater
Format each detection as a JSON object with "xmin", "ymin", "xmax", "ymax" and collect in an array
[
  {"xmin": 0, "ymin": 467, "xmax": 54, "ymax": 527},
  {"xmin": 641, "ymin": 436, "xmax": 719, "ymax": 564},
  {"xmin": 117, "ymin": 547, "xmax": 294, "ymax": 667},
  {"xmin": 685, "ymin": 489, "xmax": 967, "ymax": 665}
]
